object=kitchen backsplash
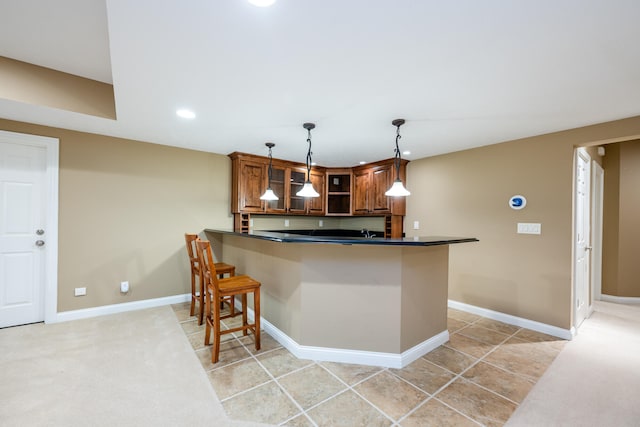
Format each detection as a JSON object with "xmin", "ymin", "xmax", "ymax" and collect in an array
[{"xmin": 251, "ymin": 215, "xmax": 385, "ymax": 232}]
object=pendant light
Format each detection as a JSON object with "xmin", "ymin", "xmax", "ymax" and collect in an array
[
  {"xmin": 385, "ymin": 119, "xmax": 411, "ymax": 197},
  {"xmin": 296, "ymin": 122, "xmax": 320, "ymax": 198},
  {"xmin": 260, "ymin": 142, "xmax": 279, "ymax": 201}
]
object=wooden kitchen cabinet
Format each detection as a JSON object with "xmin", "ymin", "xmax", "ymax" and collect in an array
[
  {"xmin": 286, "ymin": 166, "xmax": 306, "ymax": 213},
  {"xmin": 326, "ymin": 170, "xmax": 352, "ymax": 215},
  {"xmin": 353, "ymin": 159, "xmax": 407, "ymax": 216},
  {"xmin": 267, "ymin": 164, "xmax": 325, "ymax": 215},
  {"xmin": 230, "ymin": 155, "xmax": 266, "ymax": 213},
  {"xmin": 302, "ymin": 170, "xmax": 325, "ymax": 215},
  {"xmin": 353, "ymin": 168, "xmax": 372, "ymax": 215},
  {"xmin": 230, "ymin": 152, "xmax": 405, "ymax": 234},
  {"xmin": 230, "ymin": 152, "xmax": 325, "ymax": 215},
  {"xmin": 264, "ymin": 162, "xmax": 287, "ymax": 214}
]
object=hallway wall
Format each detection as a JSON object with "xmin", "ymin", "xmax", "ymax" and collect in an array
[{"xmin": 602, "ymin": 139, "xmax": 640, "ymax": 297}]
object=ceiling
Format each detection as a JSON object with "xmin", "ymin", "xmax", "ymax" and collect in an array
[{"xmin": 1, "ymin": 0, "xmax": 640, "ymax": 167}]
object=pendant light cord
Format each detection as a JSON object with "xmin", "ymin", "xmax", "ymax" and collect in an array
[
  {"xmin": 267, "ymin": 145, "xmax": 273, "ymax": 185},
  {"xmin": 305, "ymin": 128, "xmax": 313, "ymax": 181},
  {"xmin": 394, "ymin": 124, "xmax": 402, "ymax": 179}
]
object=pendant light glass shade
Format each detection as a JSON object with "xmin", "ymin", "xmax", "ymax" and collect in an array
[
  {"xmin": 385, "ymin": 179, "xmax": 411, "ymax": 196},
  {"xmin": 260, "ymin": 187, "xmax": 279, "ymax": 201},
  {"xmin": 296, "ymin": 122, "xmax": 320, "ymax": 198},
  {"xmin": 385, "ymin": 118, "xmax": 410, "ymax": 197},
  {"xmin": 297, "ymin": 181, "xmax": 320, "ymax": 198},
  {"xmin": 260, "ymin": 142, "xmax": 279, "ymax": 201}
]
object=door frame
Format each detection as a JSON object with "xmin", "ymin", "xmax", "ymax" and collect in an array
[
  {"xmin": 591, "ymin": 160, "xmax": 604, "ymax": 305},
  {"xmin": 0, "ymin": 130, "xmax": 59, "ymax": 324}
]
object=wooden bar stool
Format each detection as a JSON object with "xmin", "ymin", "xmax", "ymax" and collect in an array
[
  {"xmin": 184, "ymin": 233, "xmax": 236, "ymax": 325},
  {"xmin": 195, "ymin": 238, "xmax": 261, "ymax": 363}
]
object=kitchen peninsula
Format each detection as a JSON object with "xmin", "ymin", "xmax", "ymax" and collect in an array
[{"xmin": 205, "ymin": 229, "xmax": 477, "ymax": 368}]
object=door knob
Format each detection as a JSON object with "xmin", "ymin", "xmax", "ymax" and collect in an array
[{"xmin": 35, "ymin": 240, "xmax": 45, "ymax": 247}]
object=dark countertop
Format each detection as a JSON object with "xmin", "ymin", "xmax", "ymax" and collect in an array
[{"xmin": 205, "ymin": 228, "xmax": 478, "ymax": 247}]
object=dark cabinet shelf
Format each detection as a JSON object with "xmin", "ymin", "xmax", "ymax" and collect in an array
[{"xmin": 326, "ymin": 172, "xmax": 352, "ymax": 216}]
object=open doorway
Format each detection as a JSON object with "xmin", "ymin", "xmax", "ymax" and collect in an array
[{"xmin": 599, "ymin": 140, "xmax": 640, "ymax": 304}]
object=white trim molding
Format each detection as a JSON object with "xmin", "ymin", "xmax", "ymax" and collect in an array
[
  {"xmin": 262, "ymin": 317, "xmax": 448, "ymax": 369},
  {"xmin": 600, "ymin": 294, "xmax": 640, "ymax": 305},
  {"xmin": 242, "ymin": 302, "xmax": 448, "ymax": 368},
  {"xmin": 448, "ymin": 300, "xmax": 575, "ymax": 340},
  {"xmin": 53, "ymin": 294, "xmax": 190, "ymax": 323}
]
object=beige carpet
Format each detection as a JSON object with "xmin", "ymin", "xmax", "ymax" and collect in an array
[
  {"xmin": 506, "ymin": 301, "xmax": 640, "ymax": 427},
  {"xmin": 0, "ymin": 306, "xmax": 267, "ymax": 427}
]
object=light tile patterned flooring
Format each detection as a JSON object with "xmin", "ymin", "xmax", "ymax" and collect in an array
[{"xmin": 171, "ymin": 303, "xmax": 565, "ymax": 427}]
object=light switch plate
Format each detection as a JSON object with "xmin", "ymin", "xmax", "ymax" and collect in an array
[
  {"xmin": 284, "ymin": 219, "xmax": 290, "ymax": 227},
  {"xmin": 517, "ymin": 223, "xmax": 541, "ymax": 234},
  {"xmin": 74, "ymin": 287, "xmax": 86, "ymax": 296},
  {"xmin": 413, "ymin": 221, "xmax": 420, "ymax": 230}
]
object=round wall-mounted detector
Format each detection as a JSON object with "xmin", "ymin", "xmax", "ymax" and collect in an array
[{"xmin": 509, "ymin": 195, "xmax": 527, "ymax": 210}]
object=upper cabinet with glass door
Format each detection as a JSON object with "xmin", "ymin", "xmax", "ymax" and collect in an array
[{"xmin": 229, "ymin": 152, "xmax": 402, "ymax": 217}]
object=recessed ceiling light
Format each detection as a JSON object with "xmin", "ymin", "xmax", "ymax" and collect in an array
[
  {"xmin": 403, "ymin": 150, "xmax": 411, "ymax": 156},
  {"xmin": 176, "ymin": 109, "xmax": 195, "ymax": 119},
  {"xmin": 248, "ymin": 0, "xmax": 276, "ymax": 7}
]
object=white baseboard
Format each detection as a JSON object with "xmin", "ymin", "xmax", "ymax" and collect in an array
[
  {"xmin": 600, "ymin": 294, "xmax": 640, "ymax": 304},
  {"xmin": 242, "ymin": 303, "xmax": 448, "ymax": 368},
  {"xmin": 263, "ymin": 317, "xmax": 448, "ymax": 369},
  {"xmin": 448, "ymin": 300, "xmax": 574, "ymax": 340},
  {"xmin": 52, "ymin": 294, "xmax": 191, "ymax": 323}
]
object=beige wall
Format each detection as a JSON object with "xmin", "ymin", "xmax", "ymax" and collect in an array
[
  {"xmin": 3, "ymin": 113, "xmax": 640, "ymax": 324},
  {"xmin": 405, "ymin": 116, "xmax": 640, "ymax": 329},
  {"xmin": 0, "ymin": 57, "xmax": 116, "ymax": 119},
  {"xmin": 603, "ymin": 143, "xmax": 621, "ymax": 295},
  {"xmin": 0, "ymin": 118, "xmax": 232, "ymax": 312},
  {"xmin": 602, "ymin": 139, "xmax": 640, "ymax": 297}
]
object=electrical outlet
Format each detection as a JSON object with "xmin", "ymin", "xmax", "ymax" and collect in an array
[
  {"xmin": 413, "ymin": 221, "xmax": 420, "ymax": 230},
  {"xmin": 74, "ymin": 287, "xmax": 86, "ymax": 296},
  {"xmin": 319, "ymin": 220, "xmax": 323, "ymax": 227},
  {"xmin": 284, "ymin": 219, "xmax": 290, "ymax": 227},
  {"xmin": 120, "ymin": 281, "xmax": 130, "ymax": 293}
]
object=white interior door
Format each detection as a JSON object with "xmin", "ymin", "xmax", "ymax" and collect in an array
[
  {"xmin": 574, "ymin": 148, "xmax": 591, "ymax": 329},
  {"xmin": 0, "ymin": 135, "xmax": 47, "ymax": 327}
]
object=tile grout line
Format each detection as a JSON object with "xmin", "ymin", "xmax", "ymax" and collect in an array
[
  {"xmin": 200, "ymin": 318, "xmax": 318, "ymax": 426},
  {"xmin": 312, "ymin": 364, "xmax": 398, "ymax": 425},
  {"xmin": 402, "ymin": 321, "xmax": 525, "ymax": 425},
  {"xmin": 232, "ymin": 330, "xmax": 319, "ymax": 427},
  {"xmin": 381, "ymin": 314, "xmax": 487, "ymax": 423},
  {"xmin": 435, "ymin": 324, "xmax": 539, "ymax": 425},
  {"xmin": 174, "ymin": 304, "xmax": 565, "ymax": 426}
]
